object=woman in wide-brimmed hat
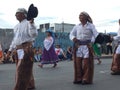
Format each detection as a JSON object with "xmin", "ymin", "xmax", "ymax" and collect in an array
[{"xmin": 38, "ymin": 29, "xmax": 59, "ymax": 68}]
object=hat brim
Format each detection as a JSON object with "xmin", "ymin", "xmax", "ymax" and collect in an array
[{"xmin": 27, "ymin": 4, "xmax": 38, "ymax": 20}]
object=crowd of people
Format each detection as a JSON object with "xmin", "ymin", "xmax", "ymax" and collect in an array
[
  {"xmin": 0, "ymin": 4, "xmax": 120, "ymax": 90},
  {"xmin": 0, "ymin": 44, "xmax": 73, "ymax": 65}
]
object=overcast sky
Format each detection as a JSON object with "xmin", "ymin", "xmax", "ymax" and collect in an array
[{"xmin": 0, "ymin": 0, "xmax": 120, "ymax": 33}]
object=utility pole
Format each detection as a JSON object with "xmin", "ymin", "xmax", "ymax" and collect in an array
[
  {"xmin": 104, "ymin": 29, "xmax": 106, "ymax": 34},
  {"xmin": 62, "ymin": 21, "xmax": 64, "ymax": 32}
]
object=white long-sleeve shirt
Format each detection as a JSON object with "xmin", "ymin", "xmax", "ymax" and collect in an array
[
  {"xmin": 69, "ymin": 22, "xmax": 99, "ymax": 42},
  {"xmin": 9, "ymin": 19, "xmax": 38, "ymax": 51}
]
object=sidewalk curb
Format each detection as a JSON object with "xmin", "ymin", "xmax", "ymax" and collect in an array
[{"xmin": 100, "ymin": 55, "xmax": 112, "ymax": 59}]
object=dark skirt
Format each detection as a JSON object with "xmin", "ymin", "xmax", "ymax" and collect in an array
[{"xmin": 41, "ymin": 45, "xmax": 59, "ymax": 64}]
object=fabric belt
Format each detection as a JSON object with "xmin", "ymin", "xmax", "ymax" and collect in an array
[
  {"xmin": 16, "ymin": 42, "xmax": 32, "ymax": 50},
  {"xmin": 118, "ymin": 41, "xmax": 120, "ymax": 45},
  {"xmin": 77, "ymin": 40, "xmax": 91, "ymax": 45}
]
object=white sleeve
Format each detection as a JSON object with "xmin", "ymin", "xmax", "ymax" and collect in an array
[
  {"xmin": 91, "ymin": 36, "xmax": 95, "ymax": 43},
  {"xmin": 28, "ymin": 22, "xmax": 38, "ymax": 38},
  {"xmin": 9, "ymin": 40, "xmax": 16, "ymax": 51},
  {"xmin": 113, "ymin": 28, "xmax": 120, "ymax": 40},
  {"xmin": 113, "ymin": 35, "xmax": 120, "ymax": 41},
  {"xmin": 8, "ymin": 28, "xmax": 17, "ymax": 51},
  {"xmin": 91, "ymin": 24, "xmax": 99, "ymax": 38},
  {"xmin": 69, "ymin": 26, "xmax": 77, "ymax": 41}
]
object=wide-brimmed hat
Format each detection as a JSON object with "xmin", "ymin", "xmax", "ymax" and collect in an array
[
  {"xmin": 27, "ymin": 4, "xmax": 38, "ymax": 20},
  {"xmin": 46, "ymin": 29, "xmax": 53, "ymax": 35},
  {"xmin": 94, "ymin": 33, "xmax": 112, "ymax": 44},
  {"xmin": 45, "ymin": 29, "xmax": 55, "ymax": 38}
]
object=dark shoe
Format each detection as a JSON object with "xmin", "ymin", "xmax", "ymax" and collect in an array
[
  {"xmin": 82, "ymin": 80, "xmax": 91, "ymax": 85},
  {"xmin": 27, "ymin": 87, "xmax": 35, "ymax": 90},
  {"xmin": 111, "ymin": 71, "xmax": 120, "ymax": 75},
  {"xmin": 53, "ymin": 63, "xmax": 57, "ymax": 68},
  {"xmin": 73, "ymin": 81, "xmax": 82, "ymax": 84},
  {"xmin": 38, "ymin": 64, "xmax": 43, "ymax": 68},
  {"xmin": 97, "ymin": 60, "xmax": 102, "ymax": 65}
]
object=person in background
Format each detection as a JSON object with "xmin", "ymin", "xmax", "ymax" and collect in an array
[
  {"xmin": 111, "ymin": 19, "xmax": 120, "ymax": 75},
  {"xmin": 7, "ymin": 8, "xmax": 38, "ymax": 90},
  {"xmin": 69, "ymin": 11, "xmax": 99, "ymax": 85},
  {"xmin": 106, "ymin": 35, "xmax": 113, "ymax": 55},
  {"xmin": 92, "ymin": 43, "xmax": 102, "ymax": 65},
  {"xmin": 2, "ymin": 49, "xmax": 12, "ymax": 64},
  {"xmin": 34, "ymin": 47, "xmax": 42, "ymax": 62},
  {"xmin": 55, "ymin": 44, "xmax": 66, "ymax": 61},
  {"xmin": 11, "ymin": 49, "xmax": 18, "ymax": 64},
  {"xmin": 0, "ymin": 43, "xmax": 3, "ymax": 63},
  {"xmin": 37, "ymin": 47, "xmax": 42, "ymax": 61},
  {"xmin": 38, "ymin": 29, "xmax": 58, "ymax": 68},
  {"xmin": 66, "ymin": 46, "xmax": 73, "ymax": 61}
]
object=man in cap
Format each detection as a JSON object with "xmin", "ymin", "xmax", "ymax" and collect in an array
[
  {"xmin": 7, "ymin": 8, "xmax": 38, "ymax": 90},
  {"xmin": 69, "ymin": 11, "xmax": 99, "ymax": 85}
]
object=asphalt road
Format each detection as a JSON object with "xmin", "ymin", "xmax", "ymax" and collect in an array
[{"xmin": 0, "ymin": 58, "xmax": 119, "ymax": 90}]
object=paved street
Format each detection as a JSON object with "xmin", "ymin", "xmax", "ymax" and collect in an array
[{"xmin": 0, "ymin": 58, "xmax": 120, "ymax": 90}]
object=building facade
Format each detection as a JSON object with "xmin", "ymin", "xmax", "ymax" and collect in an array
[
  {"xmin": 0, "ymin": 23, "xmax": 75, "ymax": 50},
  {"xmin": 39, "ymin": 22, "xmax": 75, "ymax": 33}
]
